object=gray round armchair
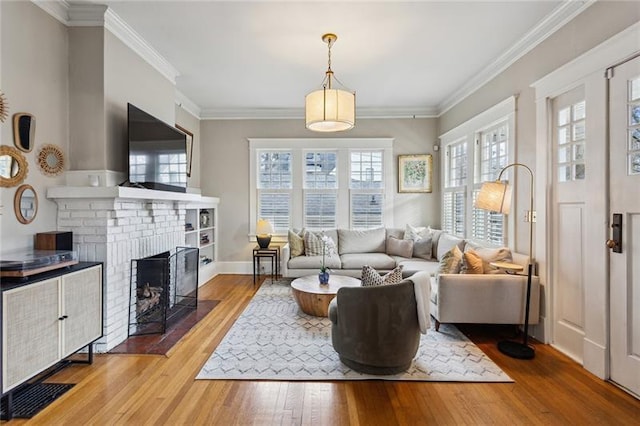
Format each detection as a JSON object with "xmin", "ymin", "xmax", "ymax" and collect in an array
[{"xmin": 328, "ymin": 279, "xmax": 421, "ymax": 375}]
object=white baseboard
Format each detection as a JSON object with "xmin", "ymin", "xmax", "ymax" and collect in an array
[{"xmin": 583, "ymin": 337, "xmax": 607, "ymax": 379}]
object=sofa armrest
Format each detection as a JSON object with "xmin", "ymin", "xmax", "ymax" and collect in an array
[
  {"xmin": 281, "ymin": 243, "xmax": 290, "ymax": 277},
  {"xmin": 435, "ymin": 273, "xmax": 540, "ymax": 325}
]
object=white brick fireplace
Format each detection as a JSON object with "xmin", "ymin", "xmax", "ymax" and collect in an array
[{"xmin": 48, "ymin": 186, "xmax": 206, "ymax": 352}]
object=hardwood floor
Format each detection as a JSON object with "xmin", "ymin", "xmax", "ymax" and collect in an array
[{"xmin": 6, "ymin": 274, "xmax": 639, "ymax": 425}]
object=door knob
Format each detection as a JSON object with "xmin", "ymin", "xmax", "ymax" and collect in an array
[{"xmin": 606, "ymin": 239, "xmax": 617, "ymax": 249}]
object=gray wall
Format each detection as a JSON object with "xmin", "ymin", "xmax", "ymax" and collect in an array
[
  {"xmin": 69, "ymin": 27, "xmax": 105, "ymax": 170},
  {"xmin": 200, "ymin": 117, "xmax": 439, "ymax": 263},
  {"xmin": 438, "ymin": 1, "xmax": 640, "ymax": 255},
  {"xmin": 104, "ymin": 30, "xmax": 175, "ymax": 172},
  {"xmin": 1, "ymin": 1, "xmax": 69, "ymax": 253}
]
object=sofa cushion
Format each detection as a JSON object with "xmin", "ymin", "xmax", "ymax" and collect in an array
[
  {"xmin": 338, "ymin": 228, "xmax": 385, "ymax": 254},
  {"xmin": 436, "ymin": 233, "xmax": 465, "ymax": 261},
  {"xmin": 386, "ymin": 236, "xmax": 414, "ymax": 258},
  {"xmin": 361, "ymin": 265, "xmax": 404, "ymax": 286},
  {"xmin": 437, "ymin": 245, "xmax": 463, "ymax": 275},
  {"xmin": 288, "ymin": 254, "xmax": 341, "ymax": 270},
  {"xmin": 461, "ymin": 249, "xmax": 484, "ymax": 274},
  {"xmin": 288, "ymin": 229, "xmax": 305, "ymax": 257},
  {"xmin": 396, "ymin": 258, "xmax": 440, "ymax": 276},
  {"xmin": 428, "ymin": 227, "xmax": 443, "ymax": 259},
  {"xmin": 340, "ymin": 253, "xmax": 396, "ymax": 270}
]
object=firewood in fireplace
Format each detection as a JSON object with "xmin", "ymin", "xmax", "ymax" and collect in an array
[{"xmin": 136, "ymin": 282, "xmax": 163, "ymax": 315}]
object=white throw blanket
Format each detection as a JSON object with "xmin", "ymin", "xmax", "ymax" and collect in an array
[{"xmin": 408, "ymin": 271, "xmax": 431, "ymax": 334}]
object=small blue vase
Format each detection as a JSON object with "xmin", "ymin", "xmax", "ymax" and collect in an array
[{"xmin": 318, "ymin": 271, "xmax": 330, "ymax": 285}]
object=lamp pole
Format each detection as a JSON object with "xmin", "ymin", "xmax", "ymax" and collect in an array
[{"xmin": 496, "ymin": 162, "xmax": 535, "ymax": 359}]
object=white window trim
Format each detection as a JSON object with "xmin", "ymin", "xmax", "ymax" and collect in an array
[
  {"xmin": 439, "ymin": 96, "xmax": 516, "ymax": 246},
  {"xmin": 249, "ymin": 138, "xmax": 394, "ymax": 242}
]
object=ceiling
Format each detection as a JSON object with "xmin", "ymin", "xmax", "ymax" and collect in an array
[{"xmin": 86, "ymin": 1, "xmax": 588, "ymax": 119}]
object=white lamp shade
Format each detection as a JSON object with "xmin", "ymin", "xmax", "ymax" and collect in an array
[
  {"xmin": 256, "ymin": 218, "xmax": 274, "ymax": 235},
  {"xmin": 305, "ymin": 88, "xmax": 355, "ymax": 132},
  {"xmin": 475, "ymin": 181, "xmax": 512, "ymax": 214}
]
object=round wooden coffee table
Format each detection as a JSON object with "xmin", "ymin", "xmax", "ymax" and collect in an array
[{"xmin": 291, "ymin": 275, "xmax": 361, "ymax": 317}]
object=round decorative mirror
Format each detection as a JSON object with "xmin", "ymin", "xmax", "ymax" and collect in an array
[
  {"xmin": 13, "ymin": 113, "xmax": 35, "ymax": 152},
  {"xmin": 0, "ymin": 145, "xmax": 28, "ymax": 188},
  {"xmin": 14, "ymin": 184, "xmax": 38, "ymax": 224},
  {"xmin": 36, "ymin": 144, "xmax": 65, "ymax": 176}
]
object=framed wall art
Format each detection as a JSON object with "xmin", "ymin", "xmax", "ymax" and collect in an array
[
  {"xmin": 398, "ymin": 154, "xmax": 432, "ymax": 193},
  {"xmin": 176, "ymin": 124, "xmax": 193, "ymax": 178}
]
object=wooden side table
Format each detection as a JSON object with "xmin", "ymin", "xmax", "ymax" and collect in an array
[
  {"xmin": 252, "ymin": 245, "xmax": 280, "ymax": 286},
  {"xmin": 490, "ymin": 261, "xmax": 524, "ymax": 274}
]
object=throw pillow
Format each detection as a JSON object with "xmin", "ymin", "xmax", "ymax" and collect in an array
[
  {"xmin": 304, "ymin": 231, "xmax": 336, "ymax": 257},
  {"xmin": 475, "ymin": 246, "xmax": 513, "ymax": 274},
  {"xmin": 386, "ymin": 236, "xmax": 414, "ymax": 258},
  {"xmin": 288, "ymin": 230, "xmax": 305, "ymax": 258},
  {"xmin": 428, "ymin": 226, "xmax": 443, "ymax": 259},
  {"xmin": 412, "ymin": 237, "xmax": 433, "ymax": 260},
  {"xmin": 403, "ymin": 224, "xmax": 428, "ymax": 241},
  {"xmin": 436, "ymin": 233, "xmax": 465, "ymax": 261},
  {"xmin": 403, "ymin": 224, "xmax": 433, "ymax": 259},
  {"xmin": 437, "ymin": 245, "xmax": 463, "ymax": 275},
  {"xmin": 361, "ymin": 265, "xmax": 404, "ymax": 287},
  {"xmin": 461, "ymin": 249, "xmax": 484, "ymax": 274}
]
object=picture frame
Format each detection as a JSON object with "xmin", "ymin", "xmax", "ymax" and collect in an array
[
  {"xmin": 175, "ymin": 124, "xmax": 193, "ymax": 178},
  {"xmin": 398, "ymin": 154, "xmax": 432, "ymax": 193}
]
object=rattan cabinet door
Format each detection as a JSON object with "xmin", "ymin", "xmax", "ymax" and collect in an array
[
  {"xmin": 61, "ymin": 265, "xmax": 102, "ymax": 358},
  {"xmin": 2, "ymin": 279, "xmax": 60, "ymax": 393}
]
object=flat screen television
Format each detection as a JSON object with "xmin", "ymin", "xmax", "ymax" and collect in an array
[{"xmin": 127, "ymin": 103, "xmax": 187, "ymax": 193}]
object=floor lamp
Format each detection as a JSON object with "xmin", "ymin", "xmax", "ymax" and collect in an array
[{"xmin": 475, "ymin": 162, "xmax": 536, "ymax": 360}]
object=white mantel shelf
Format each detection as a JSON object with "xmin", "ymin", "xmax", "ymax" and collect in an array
[{"xmin": 47, "ymin": 186, "xmax": 219, "ymax": 204}]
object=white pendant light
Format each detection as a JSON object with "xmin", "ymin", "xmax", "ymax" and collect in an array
[{"xmin": 305, "ymin": 33, "xmax": 356, "ymax": 132}]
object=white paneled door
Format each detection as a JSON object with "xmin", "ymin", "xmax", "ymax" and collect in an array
[
  {"xmin": 609, "ymin": 55, "xmax": 640, "ymax": 397},
  {"xmin": 551, "ymin": 87, "xmax": 587, "ymax": 362}
]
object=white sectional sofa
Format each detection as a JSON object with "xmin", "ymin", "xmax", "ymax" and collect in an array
[
  {"xmin": 281, "ymin": 226, "xmax": 540, "ymax": 328},
  {"xmin": 282, "ymin": 227, "xmax": 439, "ymax": 278}
]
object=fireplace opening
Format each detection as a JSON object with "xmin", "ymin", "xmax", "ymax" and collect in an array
[{"xmin": 129, "ymin": 247, "xmax": 199, "ymax": 336}]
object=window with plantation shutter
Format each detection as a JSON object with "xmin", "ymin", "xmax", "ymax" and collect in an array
[
  {"xmin": 472, "ymin": 121, "xmax": 508, "ymax": 245},
  {"xmin": 351, "ymin": 193, "xmax": 383, "ymax": 229},
  {"xmin": 442, "ymin": 139, "xmax": 467, "ymax": 237},
  {"xmin": 472, "ymin": 190, "xmax": 504, "ymax": 244},
  {"xmin": 257, "ymin": 151, "xmax": 292, "ymax": 232},
  {"xmin": 439, "ymin": 96, "xmax": 515, "ymax": 246},
  {"xmin": 350, "ymin": 151, "xmax": 384, "ymax": 229},
  {"xmin": 249, "ymin": 139, "xmax": 394, "ymax": 241},
  {"xmin": 304, "ymin": 151, "xmax": 337, "ymax": 228}
]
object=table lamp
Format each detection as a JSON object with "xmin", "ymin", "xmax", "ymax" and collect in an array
[
  {"xmin": 475, "ymin": 162, "xmax": 536, "ymax": 360},
  {"xmin": 256, "ymin": 219, "xmax": 274, "ymax": 249}
]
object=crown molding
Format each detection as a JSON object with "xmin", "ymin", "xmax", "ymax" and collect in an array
[
  {"xmin": 32, "ymin": 1, "xmax": 179, "ymax": 84},
  {"xmin": 175, "ymin": 90, "xmax": 202, "ymax": 119},
  {"xmin": 67, "ymin": 3, "xmax": 108, "ymax": 26},
  {"xmin": 199, "ymin": 106, "xmax": 438, "ymax": 120},
  {"xmin": 437, "ymin": 0, "xmax": 596, "ymax": 116},
  {"xmin": 103, "ymin": 9, "xmax": 179, "ymax": 84}
]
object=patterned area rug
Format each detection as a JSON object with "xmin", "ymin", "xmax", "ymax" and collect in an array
[{"xmin": 197, "ymin": 279, "xmax": 512, "ymax": 382}]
